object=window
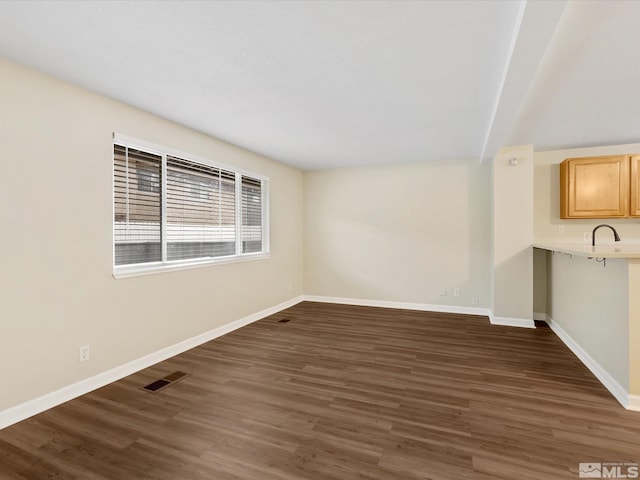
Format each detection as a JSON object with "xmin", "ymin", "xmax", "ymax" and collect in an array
[
  {"xmin": 114, "ymin": 146, "xmax": 162, "ymax": 266},
  {"xmin": 242, "ymin": 176, "xmax": 264, "ymax": 253},
  {"xmin": 165, "ymin": 156, "xmax": 237, "ymax": 261},
  {"xmin": 113, "ymin": 135, "xmax": 269, "ymax": 277},
  {"xmin": 136, "ymin": 166, "xmax": 160, "ymax": 193}
]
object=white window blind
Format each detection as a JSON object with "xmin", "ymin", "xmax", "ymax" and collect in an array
[
  {"xmin": 113, "ymin": 145, "xmax": 162, "ymax": 266},
  {"xmin": 241, "ymin": 175, "xmax": 263, "ymax": 253},
  {"xmin": 113, "ymin": 136, "xmax": 269, "ymax": 274},
  {"xmin": 166, "ymin": 156, "xmax": 236, "ymax": 261}
]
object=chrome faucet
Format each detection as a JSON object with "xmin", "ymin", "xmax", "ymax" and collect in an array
[{"xmin": 592, "ymin": 224, "xmax": 621, "ymax": 246}]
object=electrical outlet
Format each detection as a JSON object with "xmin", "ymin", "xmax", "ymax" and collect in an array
[
  {"xmin": 79, "ymin": 345, "xmax": 90, "ymax": 362},
  {"xmin": 584, "ymin": 232, "xmax": 591, "ymax": 243},
  {"xmin": 454, "ymin": 288, "xmax": 460, "ymax": 297},
  {"xmin": 472, "ymin": 296, "xmax": 478, "ymax": 305},
  {"xmin": 558, "ymin": 225, "xmax": 565, "ymax": 234},
  {"xmin": 440, "ymin": 288, "xmax": 447, "ymax": 296}
]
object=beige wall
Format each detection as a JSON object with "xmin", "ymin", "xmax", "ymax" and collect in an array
[
  {"xmin": 628, "ymin": 260, "xmax": 640, "ymax": 396},
  {"xmin": 534, "ymin": 143, "xmax": 640, "ymax": 244},
  {"xmin": 303, "ymin": 159, "xmax": 491, "ymax": 308},
  {"xmin": 491, "ymin": 145, "xmax": 534, "ymax": 323},
  {"xmin": 533, "ymin": 247, "xmax": 547, "ymax": 315},
  {"xmin": 547, "ymin": 253, "xmax": 629, "ymax": 390},
  {"xmin": 0, "ymin": 59, "xmax": 304, "ymax": 411}
]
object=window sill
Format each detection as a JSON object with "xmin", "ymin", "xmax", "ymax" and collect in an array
[{"xmin": 113, "ymin": 252, "xmax": 270, "ymax": 279}]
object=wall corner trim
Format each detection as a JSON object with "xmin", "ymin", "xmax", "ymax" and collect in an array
[
  {"xmin": 545, "ymin": 316, "xmax": 631, "ymax": 410},
  {"xmin": 0, "ymin": 295, "xmax": 304, "ymax": 430}
]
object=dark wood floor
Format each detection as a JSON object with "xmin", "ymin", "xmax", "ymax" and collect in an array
[{"xmin": 1, "ymin": 302, "xmax": 639, "ymax": 479}]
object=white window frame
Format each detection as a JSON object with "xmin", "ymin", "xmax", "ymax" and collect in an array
[{"xmin": 112, "ymin": 133, "xmax": 270, "ymax": 279}]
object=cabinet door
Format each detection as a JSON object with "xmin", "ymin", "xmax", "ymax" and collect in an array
[
  {"xmin": 631, "ymin": 154, "xmax": 640, "ymax": 217},
  {"xmin": 560, "ymin": 155, "xmax": 629, "ymax": 218}
]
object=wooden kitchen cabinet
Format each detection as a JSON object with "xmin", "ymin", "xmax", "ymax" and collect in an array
[
  {"xmin": 630, "ymin": 154, "xmax": 640, "ymax": 217},
  {"xmin": 560, "ymin": 155, "xmax": 629, "ymax": 218}
]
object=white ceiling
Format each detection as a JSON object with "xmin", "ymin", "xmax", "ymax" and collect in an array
[
  {"xmin": 507, "ymin": 0, "xmax": 640, "ymax": 151},
  {"xmin": 0, "ymin": 1, "xmax": 637, "ymax": 170}
]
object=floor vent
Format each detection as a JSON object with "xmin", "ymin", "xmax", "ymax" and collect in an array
[
  {"xmin": 278, "ymin": 318, "xmax": 291, "ymax": 323},
  {"xmin": 143, "ymin": 371, "xmax": 189, "ymax": 393}
]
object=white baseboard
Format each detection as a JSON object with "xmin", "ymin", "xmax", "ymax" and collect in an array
[
  {"xmin": 545, "ymin": 316, "xmax": 629, "ymax": 409},
  {"xmin": 0, "ymin": 295, "xmax": 304, "ymax": 430},
  {"xmin": 490, "ymin": 315, "xmax": 536, "ymax": 329},
  {"xmin": 628, "ymin": 395, "xmax": 640, "ymax": 412},
  {"xmin": 303, "ymin": 295, "xmax": 491, "ymax": 317},
  {"xmin": 304, "ymin": 295, "xmax": 541, "ymax": 330}
]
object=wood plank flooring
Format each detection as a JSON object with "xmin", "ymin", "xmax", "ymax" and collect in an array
[{"xmin": 1, "ymin": 301, "xmax": 639, "ymax": 479}]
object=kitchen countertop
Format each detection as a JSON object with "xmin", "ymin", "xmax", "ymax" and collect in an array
[{"xmin": 534, "ymin": 242, "xmax": 640, "ymax": 259}]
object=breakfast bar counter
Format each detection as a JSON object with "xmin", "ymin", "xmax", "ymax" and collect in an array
[
  {"xmin": 534, "ymin": 243, "xmax": 640, "ymax": 410},
  {"xmin": 534, "ymin": 242, "xmax": 640, "ymax": 259}
]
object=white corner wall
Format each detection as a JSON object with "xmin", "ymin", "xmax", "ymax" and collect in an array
[
  {"xmin": 0, "ymin": 58, "xmax": 304, "ymax": 413},
  {"xmin": 491, "ymin": 145, "xmax": 534, "ymax": 326},
  {"xmin": 303, "ymin": 159, "xmax": 491, "ymax": 309}
]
